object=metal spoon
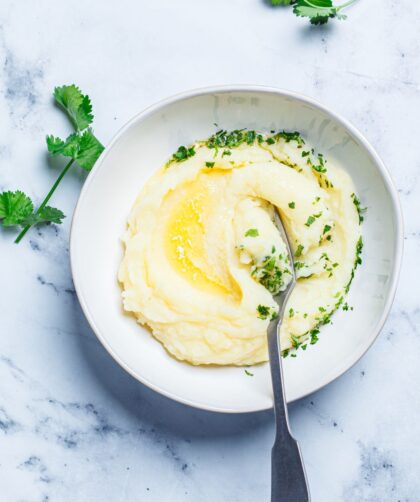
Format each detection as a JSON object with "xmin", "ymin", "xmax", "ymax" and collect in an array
[{"xmin": 268, "ymin": 209, "xmax": 310, "ymax": 501}]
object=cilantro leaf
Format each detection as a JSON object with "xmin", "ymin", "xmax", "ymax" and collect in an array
[
  {"xmin": 0, "ymin": 191, "xmax": 34, "ymax": 226},
  {"xmin": 46, "ymin": 129, "xmax": 104, "ymax": 171},
  {"xmin": 46, "ymin": 133, "xmax": 80, "ymax": 158},
  {"xmin": 23, "ymin": 206, "xmax": 65, "ymax": 225},
  {"xmin": 46, "ymin": 136, "xmax": 66, "ymax": 155},
  {"xmin": 74, "ymin": 129, "xmax": 104, "ymax": 170},
  {"xmin": 9, "ymin": 84, "xmax": 103, "ymax": 244},
  {"xmin": 293, "ymin": 0, "xmax": 355, "ymax": 25},
  {"xmin": 54, "ymin": 85, "xmax": 93, "ymax": 131}
]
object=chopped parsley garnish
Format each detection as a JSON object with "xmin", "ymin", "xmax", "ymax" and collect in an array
[
  {"xmin": 289, "ymin": 308, "xmax": 295, "ymax": 318},
  {"xmin": 323, "ymin": 224, "xmax": 332, "ymax": 235},
  {"xmin": 291, "ymin": 334, "xmax": 302, "ymax": 349},
  {"xmin": 245, "ymin": 130, "xmax": 256, "ymax": 144},
  {"xmin": 301, "ymin": 150, "xmax": 310, "ymax": 157},
  {"xmin": 222, "ymin": 149, "xmax": 232, "ymax": 157},
  {"xmin": 253, "ymin": 254, "xmax": 286, "ymax": 294},
  {"xmin": 206, "ymin": 129, "xmax": 257, "ymax": 151},
  {"xmin": 345, "ymin": 238, "xmax": 362, "ymax": 281},
  {"xmin": 205, "ymin": 161, "xmax": 215, "ymax": 168},
  {"xmin": 170, "ymin": 145, "xmax": 196, "ymax": 163},
  {"xmin": 257, "ymin": 305, "xmax": 271, "ymax": 320},
  {"xmin": 355, "ymin": 236, "xmax": 363, "ymax": 266},
  {"xmin": 351, "ymin": 193, "xmax": 367, "ymax": 224},
  {"xmin": 305, "ymin": 216, "xmax": 316, "ymax": 227},
  {"xmin": 310, "ymin": 329, "xmax": 320, "ymax": 345},
  {"xmin": 244, "ymin": 369, "xmax": 254, "ymax": 376},
  {"xmin": 295, "ymin": 244, "xmax": 304, "ymax": 257},
  {"xmin": 305, "ymin": 212, "xmax": 322, "ymax": 227},
  {"xmin": 311, "ymin": 155, "xmax": 327, "ymax": 173},
  {"xmin": 288, "ymin": 201, "xmax": 296, "ymax": 209},
  {"xmin": 275, "ymin": 131, "xmax": 305, "ymax": 146},
  {"xmin": 245, "ymin": 228, "xmax": 259, "ymax": 237}
]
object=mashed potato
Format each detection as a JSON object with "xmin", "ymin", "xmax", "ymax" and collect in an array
[{"xmin": 119, "ymin": 129, "xmax": 363, "ymax": 365}]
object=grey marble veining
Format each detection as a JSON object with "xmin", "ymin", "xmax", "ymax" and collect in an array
[{"xmin": 0, "ymin": 0, "xmax": 419, "ymax": 500}]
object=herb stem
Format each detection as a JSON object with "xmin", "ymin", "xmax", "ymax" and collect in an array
[
  {"xmin": 304, "ymin": 0, "xmax": 356, "ymax": 10},
  {"xmin": 337, "ymin": 0, "xmax": 357, "ymax": 9},
  {"xmin": 15, "ymin": 158, "xmax": 75, "ymax": 244}
]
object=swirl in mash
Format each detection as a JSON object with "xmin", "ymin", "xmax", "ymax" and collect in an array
[{"xmin": 119, "ymin": 130, "xmax": 362, "ymax": 366}]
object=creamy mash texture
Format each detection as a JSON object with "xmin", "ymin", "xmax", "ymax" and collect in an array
[{"xmin": 118, "ymin": 130, "xmax": 363, "ymax": 365}]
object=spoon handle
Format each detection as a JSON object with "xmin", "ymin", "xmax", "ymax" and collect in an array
[{"xmin": 268, "ymin": 322, "xmax": 310, "ymax": 502}]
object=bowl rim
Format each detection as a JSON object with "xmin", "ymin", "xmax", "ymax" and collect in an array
[{"xmin": 70, "ymin": 84, "xmax": 404, "ymax": 413}]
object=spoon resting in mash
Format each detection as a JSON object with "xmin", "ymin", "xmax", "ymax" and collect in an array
[{"xmin": 268, "ymin": 209, "xmax": 310, "ymax": 501}]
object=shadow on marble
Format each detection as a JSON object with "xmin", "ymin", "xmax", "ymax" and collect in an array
[{"xmin": 71, "ymin": 299, "xmax": 276, "ymax": 441}]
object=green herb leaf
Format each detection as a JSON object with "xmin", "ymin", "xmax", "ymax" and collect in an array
[
  {"xmin": 0, "ymin": 191, "xmax": 34, "ymax": 226},
  {"xmin": 351, "ymin": 193, "xmax": 367, "ymax": 224},
  {"xmin": 23, "ymin": 206, "xmax": 65, "ymax": 225},
  {"xmin": 9, "ymin": 84, "xmax": 102, "ymax": 244},
  {"xmin": 244, "ymin": 369, "xmax": 254, "ymax": 376},
  {"xmin": 305, "ymin": 212, "xmax": 322, "ymax": 227},
  {"xmin": 310, "ymin": 328, "xmax": 320, "ymax": 344},
  {"xmin": 273, "ymin": 131, "xmax": 305, "ymax": 146},
  {"xmin": 305, "ymin": 216, "xmax": 315, "ymax": 227},
  {"xmin": 295, "ymin": 244, "xmax": 304, "ymax": 257},
  {"xmin": 46, "ymin": 129, "xmax": 104, "ymax": 171},
  {"xmin": 257, "ymin": 304, "xmax": 271, "ymax": 320},
  {"xmin": 54, "ymin": 84, "xmax": 93, "ymax": 131},
  {"xmin": 355, "ymin": 236, "xmax": 363, "ymax": 266},
  {"xmin": 75, "ymin": 128, "xmax": 105, "ymax": 170},
  {"xmin": 46, "ymin": 133, "xmax": 79, "ymax": 159},
  {"xmin": 288, "ymin": 201, "xmax": 296, "ymax": 209},
  {"xmin": 293, "ymin": 0, "xmax": 356, "ymax": 25},
  {"xmin": 205, "ymin": 161, "xmax": 215, "ymax": 168},
  {"xmin": 291, "ymin": 334, "xmax": 301, "ymax": 349},
  {"xmin": 245, "ymin": 228, "xmax": 259, "ymax": 237}
]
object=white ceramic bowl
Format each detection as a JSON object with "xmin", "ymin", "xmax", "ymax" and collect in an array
[{"xmin": 70, "ymin": 86, "xmax": 403, "ymax": 413}]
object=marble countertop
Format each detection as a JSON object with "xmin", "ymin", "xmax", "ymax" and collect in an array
[{"xmin": 1, "ymin": 1, "xmax": 419, "ymax": 500}]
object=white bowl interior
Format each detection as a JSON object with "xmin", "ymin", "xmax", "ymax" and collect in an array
[{"xmin": 71, "ymin": 88, "xmax": 401, "ymax": 413}]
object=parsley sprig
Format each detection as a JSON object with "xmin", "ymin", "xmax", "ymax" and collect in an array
[
  {"xmin": 1, "ymin": 85, "xmax": 104, "ymax": 244},
  {"xmin": 271, "ymin": 0, "xmax": 358, "ymax": 25}
]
